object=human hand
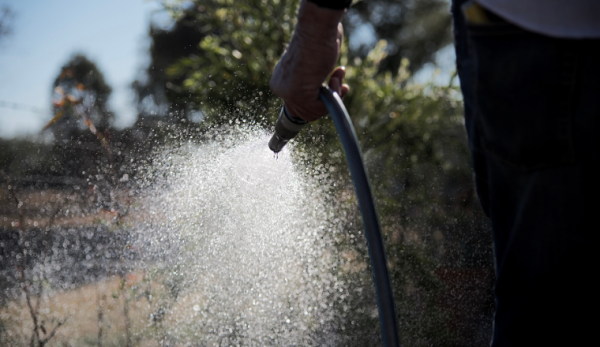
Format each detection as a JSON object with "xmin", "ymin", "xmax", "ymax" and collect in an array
[{"xmin": 270, "ymin": 0, "xmax": 349, "ymax": 122}]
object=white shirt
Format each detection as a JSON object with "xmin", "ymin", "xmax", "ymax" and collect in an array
[{"xmin": 477, "ymin": 0, "xmax": 600, "ymax": 38}]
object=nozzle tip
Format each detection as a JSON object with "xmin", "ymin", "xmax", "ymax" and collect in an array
[
  {"xmin": 268, "ymin": 106, "xmax": 307, "ymax": 153},
  {"xmin": 268, "ymin": 134, "xmax": 287, "ymax": 153}
]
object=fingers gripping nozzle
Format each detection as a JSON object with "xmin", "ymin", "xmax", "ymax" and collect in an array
[{"xmin": 268, "ymin": 106, "xmax": 308, "ymax": 153}]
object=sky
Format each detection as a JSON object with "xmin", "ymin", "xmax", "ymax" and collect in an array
[{"xmin": 0, "ymin": 0, "xmax": 162, "ymax": 138}]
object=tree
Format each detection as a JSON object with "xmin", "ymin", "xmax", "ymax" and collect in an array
[
  {"xmin": 132, "ymin": 6, "xmax": 209, "ymax": 123},
  {"xmin": 44, "ymin": 54, "xmax": 114, "ymax": 142},
  {"xmin": 164, "ymin": 0, "xmax": 299, "ymax": 124},
  {"xmin": 0, "ymin": 6, "xmax": 14, "ymax": 42},
  {"xmin": 134, "ymin": 0, "xmax": 452, "ymax": 125},
  {"xmin": 40, "ymin": 54, "xmax": 117, "ymax": 181},
  {"xmin": 132, "ymin": 0, "xmax": 297, "ymax": 126},
  {"xmin": 344, "ymin": 0, "xmax": 452, "ymax": 74}
]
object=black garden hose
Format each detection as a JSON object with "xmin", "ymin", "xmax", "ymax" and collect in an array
[{"xmin": 269, "ymin": 85, "xmax": 401, "ymax": 347}]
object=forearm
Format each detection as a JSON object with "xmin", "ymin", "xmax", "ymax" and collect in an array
[
  {"xmin": 283, "ymin": 0, "xmax": 345, "ymax": 92},
  {"xmin": 295, "ymin": 0, "xmax": 346, "ymax": 39},
  {"xmin": 270, "ymin": 0, "xmax": 348, "ymax": 121}
]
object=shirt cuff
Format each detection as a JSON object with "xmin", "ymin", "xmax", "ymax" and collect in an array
[{"xmin": 307, "ymin": 0, "xmax": 352, "ymax": 10}]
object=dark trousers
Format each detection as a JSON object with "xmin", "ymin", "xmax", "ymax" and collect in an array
[{"xmin": 452, "ymin": 1, "xmax": 600, "ymax": 345}]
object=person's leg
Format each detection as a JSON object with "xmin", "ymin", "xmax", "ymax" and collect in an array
[
  {"xmin": 452, "ymin": 2, "xmax": 600, "ymax": 345},
  {"xmin": 452, "ymin": 0, "xmax": 491, "ymax": 219}
]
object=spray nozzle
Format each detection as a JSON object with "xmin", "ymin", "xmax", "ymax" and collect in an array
[{"xmin": 268, "ymin": 106, "xmax": 308, "ymax": 153}]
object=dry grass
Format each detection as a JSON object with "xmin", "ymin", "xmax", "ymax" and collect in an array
[
  {"xmin": 0, "ymin": 273, "xmax": 214, "ymax": 347},
  {"xmin": 1, "ymin": 275, "xmax": 145, "ymax": 346},
  {"xmin": 0, "ymin": 185, "xmax": 143, "ymax": 229}
]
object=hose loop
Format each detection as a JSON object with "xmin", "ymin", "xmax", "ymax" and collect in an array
[{"xmin": 319, "ymin": 85, "xmax": 400, "ymax": 347}]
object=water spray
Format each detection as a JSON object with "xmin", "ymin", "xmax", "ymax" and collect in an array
[{"xmin": 269, "ymin": 85, "xmax": 401, "ymax": 347}]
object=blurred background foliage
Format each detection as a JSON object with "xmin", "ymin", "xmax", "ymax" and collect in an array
[
  {"xmin": 1, "ymin": 0, "xmax": 494, "ymax": 345},
  {"xmin": 133, "ymin": 0, "xmax": 301, "ymax": 125},
  {"xmin": 131, "ymin": 0, "xmax": 453, "ymax": 126},
  {"xmin": 0, "ymin": 5, "xmax": 14, "ymax": 42},
  {"xmin": 345, "ymin": 0, "xmax": 452, "ymax": 74},
  {"xmin": 46, "ymin": 54, "xmax": 114, "ymax": 141}
]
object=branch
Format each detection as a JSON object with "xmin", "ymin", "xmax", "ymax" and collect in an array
[
  {"xmin": 23, "ymin": 282, "xmax": 41, "ymax": 345},
  {"xmin": 47, "ymin": 205, "xmax": 61, "ymax": 229},
  {"xmin": 41, "ymin": 109, "xmax": 65, "ymax": 132},
  {"xmin": 0, "ymin": 169, "xmax": 25, "ymax": 231},
  {"xmin": 39, "ymin": 317, "xmax": 67, "ymax": 346},
  {"xmin": 1, "ymin": 170, "xmax": 41, "ymax": 344}
]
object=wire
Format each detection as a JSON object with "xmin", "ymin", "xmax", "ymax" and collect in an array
[{"xmin": 0, "ymin": 100, "xmax": 48, "ymax": 115}]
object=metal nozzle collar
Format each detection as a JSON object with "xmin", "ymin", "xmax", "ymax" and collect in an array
[{"xmin": 268, "ymin": 106, "xmax": 308, "ymax": 153}]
